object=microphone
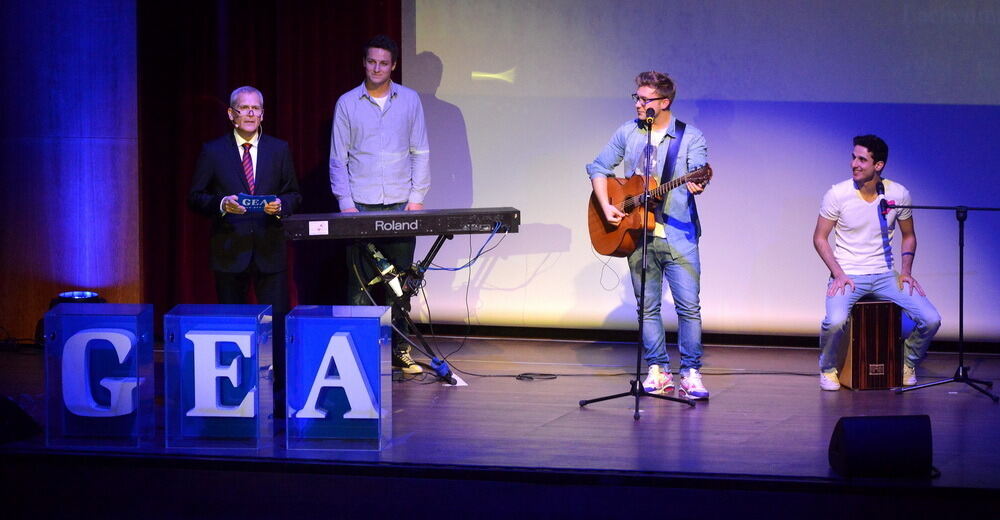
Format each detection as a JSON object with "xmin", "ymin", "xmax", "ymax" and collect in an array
[
  {"xmin": 366, "ymin": 243, "xmax": 403, "ymax": 297},
  {"xmin": 645, "ymin": 108, "xmax": 655, "ymax": 127},
  {"xmin": 876, "ymin": 181, "xmax": 888, "ymax": 215}
]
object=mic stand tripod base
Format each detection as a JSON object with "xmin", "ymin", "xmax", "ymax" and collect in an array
[
  {"xmin": 579, "ymin": 378, "xmax": 695, "ymax": 420},
  {"xmin": 896, "ymin": 365, "xmax": 998, "ymax": 402}
]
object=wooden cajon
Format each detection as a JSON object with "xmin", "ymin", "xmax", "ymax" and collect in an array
[{"xmin": 838, "ymin": 299, "xmax": 903, "ymax": 390}]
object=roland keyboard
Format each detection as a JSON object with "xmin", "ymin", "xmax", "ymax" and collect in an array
[{"xmin": 284, "ymin": 207, "xmax": 520, "ymax": 240}]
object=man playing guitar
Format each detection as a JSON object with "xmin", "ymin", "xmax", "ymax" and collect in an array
[{"xmin": 586, "ymin": 71, "xmax": 711, "ymax": 400}]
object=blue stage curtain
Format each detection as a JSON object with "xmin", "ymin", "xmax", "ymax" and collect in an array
[{"xmin": 0, "ymin": 0, "xmax": 140, "ymax": 340}]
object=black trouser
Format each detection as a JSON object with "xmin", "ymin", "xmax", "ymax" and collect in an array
[
  {"xmin": 214, "ymin": 264, "xmax": 289, "ymax": 396},
  {"xmin": 346, "ymin": 202, "xmax": 416, "ymax": 354}
]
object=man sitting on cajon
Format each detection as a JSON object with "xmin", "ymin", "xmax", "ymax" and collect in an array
[{"xmin": 812, "ymin": 135, "xmax": 941, "ymax": 391}]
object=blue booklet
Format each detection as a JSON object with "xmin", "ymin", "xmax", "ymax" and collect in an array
[{"xmin": 237, "ymin": 193, "xmax": 277, "ymax": 213}]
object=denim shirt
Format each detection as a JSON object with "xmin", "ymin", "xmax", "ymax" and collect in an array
[
  {"xmin": 586, "ymin": 116, "xmax": 708, "ymax": 244},
  {"xmin": 329, "ymin": 81, "xmax": 430, "ymax": 210}
]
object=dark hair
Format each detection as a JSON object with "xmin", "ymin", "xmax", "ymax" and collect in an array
[
  {"xmin": 635, "ymin": 71, "xmax": 676, "ymax": 103},
  {"xmin": 364, "ymin": 34, "xmax": 400, "ymax": 64},
  {"xmin": 853, "ymin": 134, "xmax": 889, "ymax": 165}
]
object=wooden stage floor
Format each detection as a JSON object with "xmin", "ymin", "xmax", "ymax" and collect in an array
[
  {"xmin": 3, "ymin": 336, "xmax": 1000, "ymax": 516},
  {"xmin": 384, "ymin": 337, "xmax": 1000, "ymax": 487}
]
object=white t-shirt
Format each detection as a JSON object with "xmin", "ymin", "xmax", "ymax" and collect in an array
[
  {"xmin": 371, "ymin": 93, "xmax": 389, "ymax": 110},
  {"xmin": 819, "ymin": 178, "xmax": 912, "ymax": 275},
  {"xmin": 647, "ymin": 128, "xmax": 668, "ymax": 238}
]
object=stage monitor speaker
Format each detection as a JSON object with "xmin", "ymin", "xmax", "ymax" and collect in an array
[
  {"xmin": 828, "ymin": 414, "xmax": 933, "ymax": 478},
  {"xmin": 0, "ymin": 394, "xmax": 41, "ymax": 444}
]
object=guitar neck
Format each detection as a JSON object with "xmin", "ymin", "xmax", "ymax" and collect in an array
[
  {"xmin": 650, "ymin": 174, "xmax": 692, "ymax": 198},
  {"xmin": 620, "ymin": 170, "xmax": 699, "ymax": 211}
]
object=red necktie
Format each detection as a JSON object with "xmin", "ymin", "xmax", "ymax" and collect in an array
[{"xmin": 241, "ymin": 142, "xmax": 255, "ymax": 194}]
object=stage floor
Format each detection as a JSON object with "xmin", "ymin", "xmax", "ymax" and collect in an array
[
  {"xmin": 3, "ymin": 336, "xmax": 999, "ymax": 491},
  {"xmin": 380, "ymin": 337, "xmax": 1000, "ymax": 488}
]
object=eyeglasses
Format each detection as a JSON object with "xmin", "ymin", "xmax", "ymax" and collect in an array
[
  {"xmin": 232, "ymin": 105, "xmax": 263, "ymax": 115},
  {"xmin": 631, "ymin": 94, "xmax": 667, "ymax": 105}
]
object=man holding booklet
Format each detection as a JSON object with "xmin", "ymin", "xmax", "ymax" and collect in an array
[{"xmin": 188, "ymin": 85, "xmax": 302, "ymax": 401}]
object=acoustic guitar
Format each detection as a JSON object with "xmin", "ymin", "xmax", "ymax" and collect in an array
[{"xmin": 588, "ymin": 164, "xmax": 713, "ymax": 257}]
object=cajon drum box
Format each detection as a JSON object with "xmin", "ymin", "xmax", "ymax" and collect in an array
[{"xmin": 839, "ymin": 299, "xmax": 902, "ymax": 390}]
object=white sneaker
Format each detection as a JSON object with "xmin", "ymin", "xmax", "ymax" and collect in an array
[
  {"xmin": 902, "ymin": 365, "xmax": 917, "ymax": 386},
  {"xmin": 642, "ymin": 365, "xmax": 675, "ymax": 394},
  {"xmin": 679, "ymin": 369, "xmax": 710, "ymax": 400},
  {"xmin": 820, "ymin": 370, "xmax": 841, "ymax": 391}
]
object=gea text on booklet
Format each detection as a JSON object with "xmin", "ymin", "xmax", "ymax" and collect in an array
[{"xmin": 238, "ymin": 193, "xmax": 277, "ymax": 213}]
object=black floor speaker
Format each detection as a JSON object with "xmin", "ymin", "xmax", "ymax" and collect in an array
[
  {"xmin": 0, "ymin": 394, "xmax": 41, "ymax": 444},
  {"xmin": 828, "ymin": 414, "xmax": 933, "ymax": 478}
]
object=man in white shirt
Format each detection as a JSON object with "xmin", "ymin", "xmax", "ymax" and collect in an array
[
  {"xmin": 329, "ymin": 35, "xmax": 430, "ymax": 374},
  {"xmin": 812, "ymin": 135, "xmax": 941, "ymax": 391}
]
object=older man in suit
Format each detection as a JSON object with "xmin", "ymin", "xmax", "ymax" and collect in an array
[{"xmin": 188, "ymin": 85, "xmax": 301, "ymax": 400}]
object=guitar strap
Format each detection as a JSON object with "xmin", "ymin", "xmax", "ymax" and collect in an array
[
  {"xmin": 654, "ymin": 119, "xmax": 702, "ymax": 237},
  {"xmin": 659, "ymin": 119, "xmax": 686, "ymax": 187}
]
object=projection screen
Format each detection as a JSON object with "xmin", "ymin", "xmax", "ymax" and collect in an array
[{"xmin": 402, "ymin": 0, "xmax": 1000, "ymax": 340}]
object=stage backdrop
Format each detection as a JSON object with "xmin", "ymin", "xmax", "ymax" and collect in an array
[{"xmin": 401, "ymin": 0, "xmax": 1000, "ymax": 341}]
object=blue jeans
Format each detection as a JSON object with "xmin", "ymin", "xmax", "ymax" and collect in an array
[
  {"xmin": 627, "ymin": 236, "xmax": 702, "ymax": 373},
  {"xmin": 819, "ymin": 271, "xmax": 941, "ymax": 372}
]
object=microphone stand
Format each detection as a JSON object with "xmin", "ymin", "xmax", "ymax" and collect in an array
[
  {"xmin": 360, "ymin": 240, "xmax": 457, "ymax": 385},
  {"xmin": 580, "ymin": 112, "xmax": 695, "ymax": 419},
  {"xmin": 888, "ymin": 202, "xmax": 999, "ymax": 402}
]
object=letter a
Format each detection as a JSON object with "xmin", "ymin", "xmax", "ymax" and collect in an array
[{"xmin": 293, "ymin": 332, "xmax": 378, "ymax": 419}]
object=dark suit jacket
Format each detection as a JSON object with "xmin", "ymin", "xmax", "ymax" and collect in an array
[{"xmin": 188, "ymin": 132, "xmax": 302, "ymax": 273}]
